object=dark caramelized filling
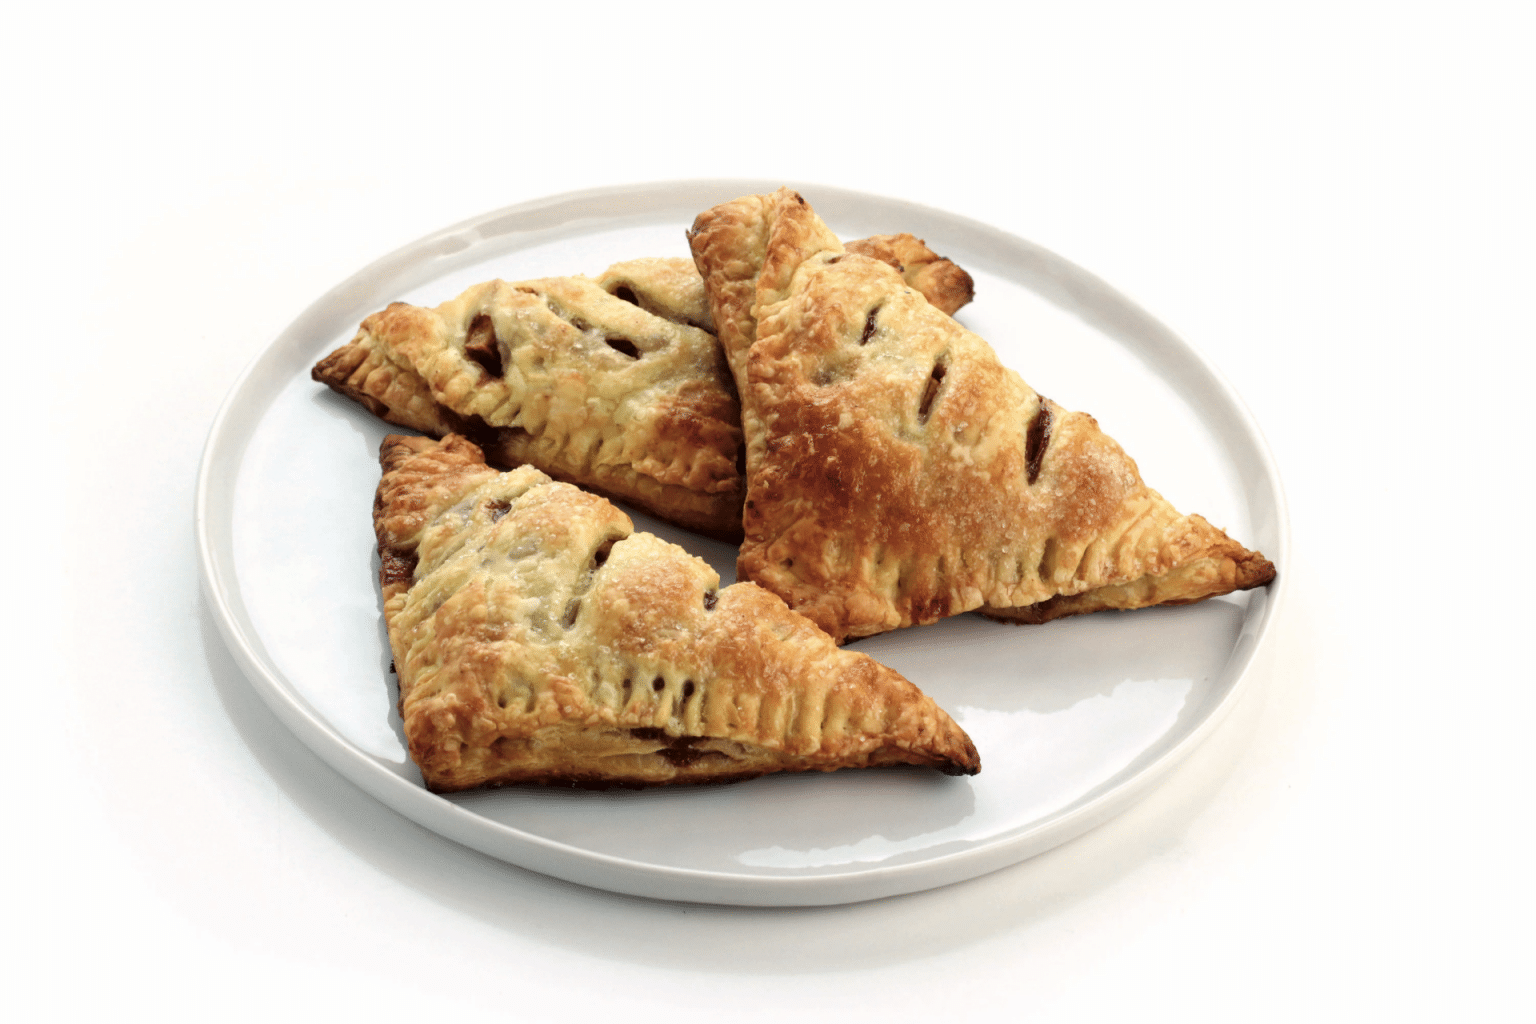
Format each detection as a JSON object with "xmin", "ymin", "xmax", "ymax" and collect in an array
[
  {"xmin": 438, "ymin": 409, "xmax": 529, "ymax": 455},
  {"xmin": 605, "ymin": 336, "xmax": 641, "ymax": 359},
  {"xmin": 861, "ymin": 305, "xmax": 880, "ymax": 344},
  {"xmin": 464, "ymin": 314, "xmax": 504, "ymax": 378},
  {"xmin": 1025, "ymin": 399, "xmax": 1053, "ymax": 485},
  {"xmin": 627, "ymin": 729, "xmax": 720, "ymax": 768},
  {"xmin": 918, "ymin": 361, "xmax": 947, "ymax": 422},
  {"xmin": 658, "ymin": 747, "xmax": 720, "ymax": 767}
]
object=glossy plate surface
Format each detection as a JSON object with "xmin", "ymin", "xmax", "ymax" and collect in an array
[{"xmin": 196, "ymin": 181, "xmax": 1287, "ymax": 906}]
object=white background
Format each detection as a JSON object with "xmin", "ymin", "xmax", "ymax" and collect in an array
[{"xmin": 6, "ymin": 3, "xmax": 1531, "ymax": 1020}]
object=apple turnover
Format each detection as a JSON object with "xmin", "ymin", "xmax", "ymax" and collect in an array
[
  {"xmin": 374, "ymin": 433, "xmax": 980, "ymax": 792},
  {"xmin": 689, "ymin": 188, "xmax": 1275, "ymax": 643},
  {"xmin": 315, "ymin": 243, "xmax": 972, "ymax": 541}
]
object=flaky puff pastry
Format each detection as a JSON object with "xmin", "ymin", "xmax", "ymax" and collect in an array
[
  {"xmin": 689, "ymin": 188, "xmax": 1275, "ymax": 643},
  {"xmin": 316, "ymin": 247, "xmax": 972, "ymax": 541},
  {"xmin": 374, "ymin": 433, "xmax": 980, "ymax": 792},
  {"xmin": 319, "ymin": 273, "xmax": 745, "ymax": 540}
]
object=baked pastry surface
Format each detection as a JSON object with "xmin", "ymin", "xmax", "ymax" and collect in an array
[
  {"xmin": 689, "ymin": 188, "xmax": 1275, "ymax": 642},
  {"xmin": 595, "ymin": 257, "xmax": 716, "ymax": 331},
  {"xmin": 846, "ymin": 233, "xmax": 974, "ymax": 316},
  {"xmin": 374, "ymin": 433, "xmax": 980, "ymax": 792},
  {"xmin": 319, "ymin": 273, "xmax": 746, "ymax": 540},
  {"xmin": 316, "ymin": 245, "xmax": 972, "ymax": 541}
]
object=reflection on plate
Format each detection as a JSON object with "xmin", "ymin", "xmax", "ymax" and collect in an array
[{"xmin": 197, "ymin": 181, "xmax": 1286, "ymax": 906}]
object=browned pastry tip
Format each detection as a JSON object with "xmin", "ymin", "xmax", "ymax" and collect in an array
[
  {"xmin": 846, "ymin": 233, "xmax": 975, "ymax": 316},
  {"xmin": 981, "ymin": 534, "xmax": 1277, "ymax": 625}
]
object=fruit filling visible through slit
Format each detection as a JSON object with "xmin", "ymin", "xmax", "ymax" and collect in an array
[
  {"xmin": 861, "ymin": 306, "xmax": 881, "ymax": 345},
  {"xmin": 918, "ymin": 361, "xmax": 947, "ymax": 423},
  {"xmin": 463, "ymin": 314, "xmax": 504, "ymax": 378}
]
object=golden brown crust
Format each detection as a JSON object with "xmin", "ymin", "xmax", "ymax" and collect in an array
[
  {"xmin": 320, "ymin": 277, "xmax": 747, "ymax": 541},
  {"xmin": 595, "ymin": 257, "xmax": 715, "ymax": 331},
  {"xmin": 690, "ymin": 188, "xmax": 1275, "ymax": 642},
  {"xmin": 979, "ymin": 542, "xmax": 1277, "ymax": 624},
  {"xmin": 686, "ymin": 189, "xmax": 844, "ymax": 445},
  {"xmin": 380, "ymin": 278, "xmax": 741, "ymax": 492},
  {"xmin": 312, "ymin": 325, "xmax": 456, "ymax": 436},
  {"xmin": 374, "ymin": 433, "xmax": 979, "ymax": 791},
  {"xmin": 596, "ymin": 242, "xmax": 972, "ymax": 332},
  {"xmin": 316, "ymin": 246, "xmax": 978, "ymax": 544},
  {"xmin": 846, "ymin": 234, "xmax": 975, "ymax": 316}
]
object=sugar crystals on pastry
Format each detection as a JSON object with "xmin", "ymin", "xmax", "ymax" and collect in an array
[
  {"xmin": 374, "ymin": 433, "xmax": 980, "ymax": 792},
  {"xmin": 689, "ymin": 188, "xmax": 1276, "ymax": 643}
]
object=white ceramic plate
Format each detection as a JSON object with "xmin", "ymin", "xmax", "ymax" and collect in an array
[{"xmin": 197, "ymin": 181, "xmax": 1287, "ymax": 906}]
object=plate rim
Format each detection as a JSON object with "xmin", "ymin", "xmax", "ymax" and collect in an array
[{"xmin": 195, "ymin": 178, "xmax": 1290, "ymax": 906}]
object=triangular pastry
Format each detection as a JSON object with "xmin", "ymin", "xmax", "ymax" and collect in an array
[
  {"xmin": 316, "ymin": 244, "xmax": 972, "ymax": 541},
  {"xmin": 688, "ymin": 188, "xmax": 1276, "ymax": 643},
  {"xmin": 320, "ymin": 273, "xmax": 746, "ymax": 539},
  {"xmin": 374, "ymin": 433, "xmax": 980, "ymax": 791}
]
